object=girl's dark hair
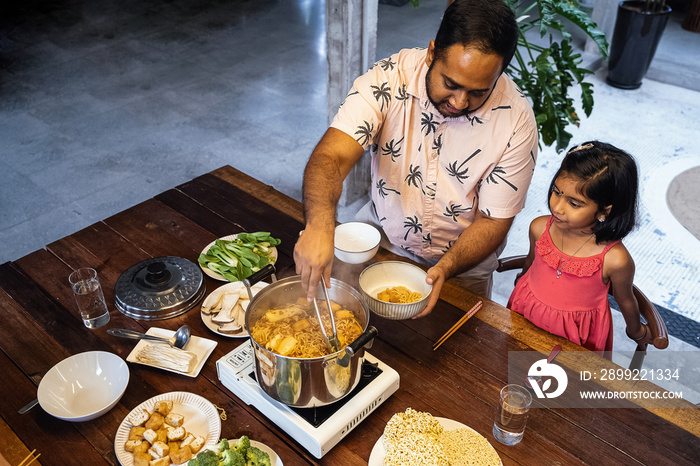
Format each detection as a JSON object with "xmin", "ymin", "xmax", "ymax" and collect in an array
[
  {"xmin": 434, "ymin": 0, "xmax": 518, "ymax": 73},
  {"xmin": 548, "ymin": 141, "xmax": 639, "ymax": 243}
]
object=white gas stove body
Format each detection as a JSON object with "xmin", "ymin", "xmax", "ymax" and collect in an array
[{"xmin": 216, "ymin": 340, "xmax": 399, "ymax": 458}]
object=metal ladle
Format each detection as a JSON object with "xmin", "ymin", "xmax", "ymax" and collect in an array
[{"xmin": 107, "ymin": 325, "xmax": 191, "ymax": 349}]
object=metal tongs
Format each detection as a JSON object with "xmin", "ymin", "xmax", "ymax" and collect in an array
[{"xmin": 312, "ymin": 279, "xmax": 340, "ymax": 352}]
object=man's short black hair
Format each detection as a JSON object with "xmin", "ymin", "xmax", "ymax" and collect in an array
[{"xmin": 434, "ymin": 0, "xmax": 518, "ymax": 73}]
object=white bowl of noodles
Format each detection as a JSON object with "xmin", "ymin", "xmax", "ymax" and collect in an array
[{"xmin": 359, "ymin": 261, "xmax": 432, "ymax": 320}]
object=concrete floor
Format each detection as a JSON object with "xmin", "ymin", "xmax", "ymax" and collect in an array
[{"xmin": 1, "ymin": 0, "xmax": 699, "ymax": 359}]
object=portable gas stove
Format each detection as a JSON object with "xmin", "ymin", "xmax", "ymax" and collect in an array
[{"xmin": 217, "ymin": 340, "xmax": 400, "ymax": 458}]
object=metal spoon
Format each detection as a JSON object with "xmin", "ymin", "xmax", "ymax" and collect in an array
[
  {"xmin": 19, "ymin": 398, "xmax": 39, "ymax": 414},
  {"xmin": 107, "ymin": 325, "xmax": 191, "ymax": 349}
]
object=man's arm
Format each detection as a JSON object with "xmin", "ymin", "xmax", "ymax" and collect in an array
[
  {"xmin": 294, "ymin": 128, "xmax": 365, "ymax": 300},
  {"xmin": 414, "ymin": 210, "xmax": 513, "ymax": 318}
]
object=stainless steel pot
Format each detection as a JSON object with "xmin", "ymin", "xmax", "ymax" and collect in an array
[{"xmin": 244, "ymin": 265, "xmax": 378, "ymax": 407}]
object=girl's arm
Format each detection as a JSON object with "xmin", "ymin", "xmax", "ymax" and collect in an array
[
  {"xmin": 521, "ymin": 216, "xmax": 548, "ymax": 274},
  {"xmin": 606, "ymin": 245, "xmax": 653, "ymax": 345},
  {"xmin": 513, "ymin": 216, "xmax": 548, "ymax": 285}
]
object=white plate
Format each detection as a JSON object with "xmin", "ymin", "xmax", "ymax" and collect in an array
[
  {"xmin": 368, "ymin": 417, "xmax": 501, "ymax": 465},
  {"xmin": 201, "ymin": 281, "xmax": 269, "ymax": 338},
  {"xmin": 201, "ymin": 439, "xmax": 283, "ymax": 466},
  {"xmin": 114, "ymin": 391, "xmax": 222, "ymax": 466},
  {"xmin": 199, "ymin": 234, "xmax": 278, "ymax": 282},
  {"xmin": 126, "ymin": 328, "xmax": 217, "ymax": 377}
]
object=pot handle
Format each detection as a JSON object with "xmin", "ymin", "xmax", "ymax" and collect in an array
[
  {"xmin": 243, "ymin": 264, "xmax": 277, "ymax": 298},
  {"xmin": 335, "ymin": 325, "xmax": 378, "ymax": 368},
  {"xmin": 350, "ymin": 325, "xmax": 378, "ymax": 353}
]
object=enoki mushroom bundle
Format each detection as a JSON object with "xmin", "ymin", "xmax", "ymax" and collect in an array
[{"xmin": 136, "ymin": 344, "xmax": 198, "ymax": 373}]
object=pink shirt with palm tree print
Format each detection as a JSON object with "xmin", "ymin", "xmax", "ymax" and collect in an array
[{"xmin": 332, "ymin": 47, "xmax": 538, "ymax": 261}]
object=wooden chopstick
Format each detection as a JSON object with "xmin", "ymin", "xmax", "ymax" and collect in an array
[
  {"xmin": 18, "ymin": 450, "xmax": 39, "ymax": 466},
  {"xmin": 433, "ymin": 301, "xmax": 482, "ymax": 351}
]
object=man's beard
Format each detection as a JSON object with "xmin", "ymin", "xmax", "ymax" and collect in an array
[
  {"xmin": 425, "ymin": 64, "xmax": 469, "ymax": 118},
  {"xmin": 425, "ymin": 63, "xmax": 496, "ymax": 118}
]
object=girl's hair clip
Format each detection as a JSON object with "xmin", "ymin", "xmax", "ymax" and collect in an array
[{"xmin": 569, "ymin": 143, "xmax": 594, "ymax": 153}]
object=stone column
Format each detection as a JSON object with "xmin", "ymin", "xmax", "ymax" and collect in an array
[{"xmin": 326, "ymin": 0, "xmax": 378, "ymax": 207}]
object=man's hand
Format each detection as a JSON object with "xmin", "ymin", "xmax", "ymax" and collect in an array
[
  {"xmin": 294, "ymin": 227, "xmax": 335, "ymax": 301},
  {"xmin": 411, "ymin": 212, "xmax": 514, "ymax": 318},
  {"xmin": 297, "ymin": 128, "xmax": 365, "ymax": 300},
  {"xmin": 412, "ymin": 264, "xmax": 449, "ymax": 318}
]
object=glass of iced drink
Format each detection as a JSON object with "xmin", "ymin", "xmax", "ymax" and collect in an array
[{"xmin": 493, "ymin": 384, "xmax": 532, "ymax": 445}]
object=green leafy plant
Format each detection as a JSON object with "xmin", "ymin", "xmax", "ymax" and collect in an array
[
  {"xmin": 506, "ymin": 0, "xmax": 608, "ymax": 152},
  {"xmin": 409, "ymin": 0, "xmax": 609, "ymax": 153}
]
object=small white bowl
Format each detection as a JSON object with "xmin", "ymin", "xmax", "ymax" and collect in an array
[
  {"xmin": 334, "ymin": 222, "xmax": 381, "ymax": 264},
  {"xmin": 38, "ymin": 351, "xmax": 129, "ymax": 422},
  {"xmin": 359, "ymin": 261, "xmax": 432, "ymax": 320}
]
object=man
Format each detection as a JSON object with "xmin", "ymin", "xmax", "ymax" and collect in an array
[{"xmin": 294, "ymin": 0, "xmax": 538, "ymax": 317}]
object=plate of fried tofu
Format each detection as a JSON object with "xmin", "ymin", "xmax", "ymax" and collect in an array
[{"xmin": 115, "ymin": 391, "xmax": 221, "ymax": 466}]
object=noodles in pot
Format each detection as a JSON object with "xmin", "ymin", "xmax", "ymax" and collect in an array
[{"xmin": 250, "ymin": 298, "xmax": 363, "ymax": 358}]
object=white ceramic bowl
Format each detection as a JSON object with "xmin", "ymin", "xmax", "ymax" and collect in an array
[
  {"xmin": 37, "ymin": 351, "xmax": 129, "ymax": 422},
  {"xmin": 334, "ymin": 222, "xmax": 381, "ymax": 264},
  {"xmin": 359, "ymin": 261, "xmax": 432, "ymax": 320}
]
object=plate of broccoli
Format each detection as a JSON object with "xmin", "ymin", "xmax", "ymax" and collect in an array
[{"xmin": 187, "ymin": 436, "xmax": 281, "ymax": 466}]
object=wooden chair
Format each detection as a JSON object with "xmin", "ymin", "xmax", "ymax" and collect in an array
[{"xmin": 496, "ymin": 255, "xmax": 669, "ymax": 370}]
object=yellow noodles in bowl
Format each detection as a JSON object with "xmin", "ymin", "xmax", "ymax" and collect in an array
[{"xmin": 377, "ymin": 286, "xmax": 422, "ymax": 304}]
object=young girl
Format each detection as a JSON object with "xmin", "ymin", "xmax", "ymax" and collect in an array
[{"xmin": 508, "ymin": 141, "xmax": 651, "ymax": 356}]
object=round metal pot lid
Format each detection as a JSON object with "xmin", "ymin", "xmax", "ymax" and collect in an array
[{"xmin": 114, "ymin": 256, "xmax": 205, "ymax": 320}]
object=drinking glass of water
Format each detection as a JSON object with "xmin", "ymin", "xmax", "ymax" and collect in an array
[
  {"xmin": 69, "ymin": 268, "xmax": 110, "ymax": 329},
  {"xmin": 493, "ymin": 384, "xmax": 532, "ymax": 445}
]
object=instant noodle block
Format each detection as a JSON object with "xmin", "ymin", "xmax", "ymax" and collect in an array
[{"xmin": 359, "ymin": 261, "xmax": 432, "ymax": 320}]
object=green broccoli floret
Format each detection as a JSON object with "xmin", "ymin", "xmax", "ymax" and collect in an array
[
  {"xmin": 188, "ymin": 449, "xmax": 220, "ymax": 466},
  {"xmin": 220, "ymin": 448, "xmax": 246, "ymax": 466},
  {"xmin": 230, "ymin": 435, "xmax": 251, "ymax": 457},
  {"xmin": 245, "ymin": 445, "xmax": 271, "ymax": 466},
  {"xmin": 215, "ymin": 438, "xmax": 231, "ymax": 454}
]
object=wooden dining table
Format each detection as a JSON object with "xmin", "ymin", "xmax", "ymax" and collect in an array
[{"xmin": 1, "ymin": 165, "xmax": 697, "ymax": 465}]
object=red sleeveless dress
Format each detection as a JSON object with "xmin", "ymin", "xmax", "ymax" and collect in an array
[{"xmin": 508, "ymin": 216, "xmax": 619, "ymax": 354}]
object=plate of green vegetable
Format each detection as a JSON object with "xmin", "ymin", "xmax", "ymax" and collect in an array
[
  {"xmin": 198, "ymin": 232, "xmax": 281, "ymax": 282},
  {"xmin": 188, "ymin": 436, "xmax": 282, "ymax": 466}
]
